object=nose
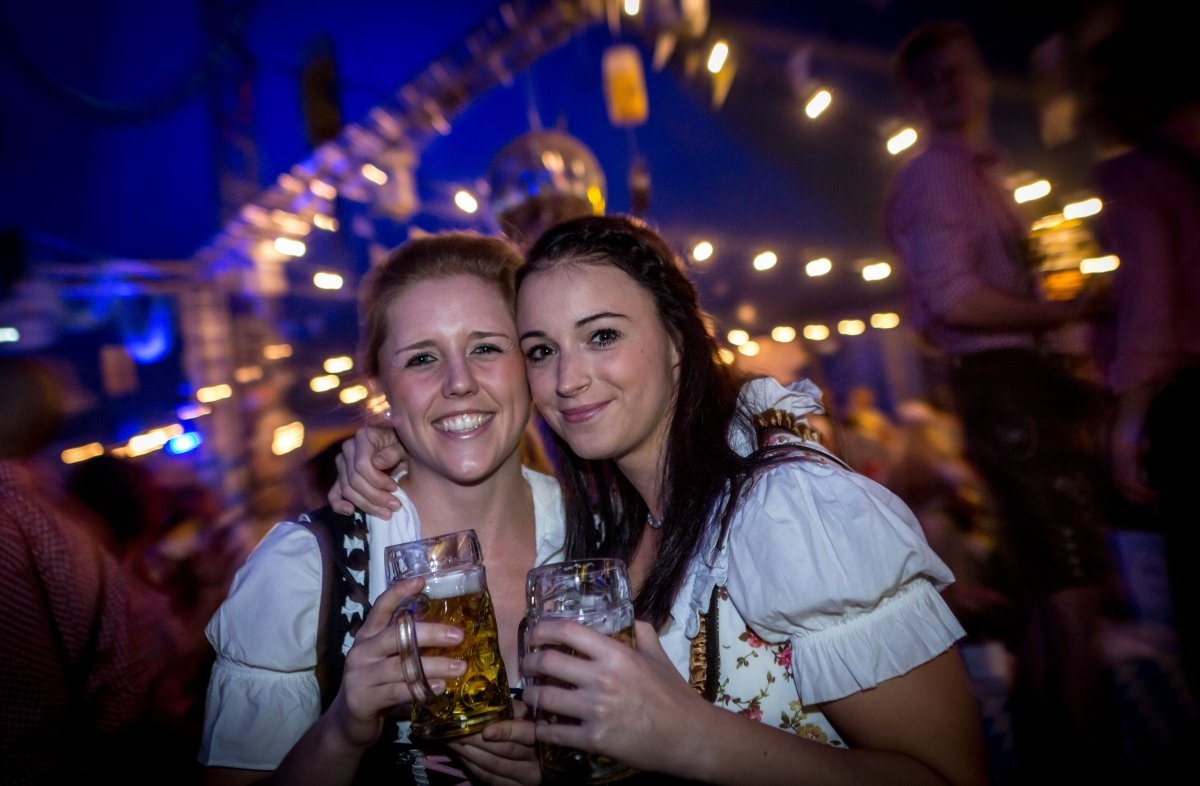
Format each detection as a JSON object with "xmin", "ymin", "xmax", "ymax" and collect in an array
[
  {"xmin": 443, "ymin": 355, "xmax": 479, "ymax": 398},
  {"xmin": 555, "ymin": 347, "xmax": 589, "ymax": 398}
]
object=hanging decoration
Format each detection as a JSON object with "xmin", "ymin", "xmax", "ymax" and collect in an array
[
  {"xmin": 192, "ymin": 0, "xmax": 614, "ymax": 292},
  {"xmin": 602, "ymin": 43, "xmax": 649, "ymax": 126},
  {"xmin": 486, "ymin": 128, "xmax": 608, "ymax": 248}
]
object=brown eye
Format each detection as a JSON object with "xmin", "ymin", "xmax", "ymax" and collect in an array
[{"xmin": 589, "ymin": 328, "xmax": 620, "ymax": 347}]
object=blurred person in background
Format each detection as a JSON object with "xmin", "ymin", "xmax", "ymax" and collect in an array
[
  {"xmin": 886, "ymin": 20, "xmax": 1119, "ymax": 780},
  {"xmin": 66, "ymin": 454, "xmax": 246, "ymax": 782},
  {"xmin": 0, "ymin": 356, "xmax": 151, "ymax": 784},
  {"xmin": 1085, "ymin": 6, "xmax": 1200, "ymax": 714},
  {"xmin": 838, "ymin": 384, "xmax": 901, "ymax": 485},
  {"xmin": 887, "ymin": 400, "xmax": 1017, "ymax": 644}
]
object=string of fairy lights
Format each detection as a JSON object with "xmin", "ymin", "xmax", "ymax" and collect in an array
[{"xmin": 15, "ymin": 0, "xmax": 1120, "ymax": 468}]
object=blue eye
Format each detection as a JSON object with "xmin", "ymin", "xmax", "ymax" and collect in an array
[
  {"xmin": 405, "ymin": 353, "xmax": 436, "ymax": 368},
  {"xmin": 472, "ymin": 343, "xmax": 502, "ymax": 356},
  {"xmin": 523, "ymin": 343, "xmax": 553, "ymax": 363}
]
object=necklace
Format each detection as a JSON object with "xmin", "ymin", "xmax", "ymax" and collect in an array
[{"xmin": 646, "ymin": 511, "xmax": 664, "ymax": 530}]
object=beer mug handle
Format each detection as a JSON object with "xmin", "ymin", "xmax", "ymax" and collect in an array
[
  {"xmin": 516, "ymin": 615, "xmax": 529, "ymax": 670},
  {"xmin": 391, "ymin": 602, "xmax": 438, "ymax": 706}
]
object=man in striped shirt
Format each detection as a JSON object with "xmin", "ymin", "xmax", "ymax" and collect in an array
[{"xmin": 885, "ymin": 20, "xmax": 1118, "ymax": 783}]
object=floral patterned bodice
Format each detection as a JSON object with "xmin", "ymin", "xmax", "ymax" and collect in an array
[{"xmin": 710, "ymin": 585, "xmax": 846, "ymax": 746}]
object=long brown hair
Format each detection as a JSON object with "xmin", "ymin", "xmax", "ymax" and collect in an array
[{"xmin": 519, "ymin": 215, "xmax": 766, "ymax": 627}]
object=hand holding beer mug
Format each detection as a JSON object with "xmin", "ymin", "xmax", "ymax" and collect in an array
[
  {"xmin": 385, "ymin": 529, "xmax": 513, "ymax": 740},
  {"xmin": 523, "ymin": 559, "xmax": 637, "ymax": 784}
]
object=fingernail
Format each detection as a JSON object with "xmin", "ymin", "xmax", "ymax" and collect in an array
[
  {"xmin": 388, "ymin": 499, "xmax": 401, "ymax": 510},
  {"xmin": 450, "ymin": 659, "xmax": 467, "ymax": 675},
  {"xmin": 430, "ymin": 680, "xmax": 446, "ymax": 694},
  {"xmin": 447, "ymin": 628, "xmax": 464, "ymax": 643}
]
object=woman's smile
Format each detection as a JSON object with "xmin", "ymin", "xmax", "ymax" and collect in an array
[
  {"xmin": 432, "ymin": 411, "xmax": 495, "ymax": 434},
  {"xmin": 558, "ymin": 401, "xmax": 609, "ymax": 424}
]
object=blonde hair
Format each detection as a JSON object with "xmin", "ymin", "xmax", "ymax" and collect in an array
[{"xmin": 360, "ymin": 232, "xmax": 523, "ymax": 378}]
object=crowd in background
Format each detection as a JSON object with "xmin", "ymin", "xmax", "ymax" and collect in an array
[{"xmin": 4, "ymin": 4, "xmax": 1199, "ymax": 784}]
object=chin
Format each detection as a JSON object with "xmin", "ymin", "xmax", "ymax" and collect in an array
[
  {"xmin": 441, "ymin": 446, "xmax": 523, "ymax": 484},
  {"xmin": 440, "ymin": 464, "xmax": 501, "ymax": 486},
  {"xmin": 561, "ymin": 438, "xmax": 617, "ymax": 462}
]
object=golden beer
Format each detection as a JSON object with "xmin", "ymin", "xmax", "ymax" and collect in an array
[
  {"xmin": 407, "ymin": 565, "xmax": 513, "ymax": 740},
  {"xmin": 385, "ymin": 529, "xmax": 513, "ymax": 741}
]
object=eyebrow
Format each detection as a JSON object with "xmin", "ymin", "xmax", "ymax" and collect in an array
[{"xmin": 519, "ymin": 311, "xmax": 627, "ymax": 342}]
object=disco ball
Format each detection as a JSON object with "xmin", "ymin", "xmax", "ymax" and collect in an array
[{"xmin": 486, "ymin": 129, "xmax": 607, "ymax": 248}]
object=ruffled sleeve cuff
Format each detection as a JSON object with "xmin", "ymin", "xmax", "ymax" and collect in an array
[
  {"xmin": 790, "ymin": 578, "xmax": 965, "ymax": 705},
  {"xmin": 198, "ymin": 657, "xmax": 321, "ymax": 768},
  {"xmin": 200, "ymin": 521, "xmax": 324, "ymax": 768}
]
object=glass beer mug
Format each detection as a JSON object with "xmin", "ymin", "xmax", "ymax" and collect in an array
[
  {"xmin": 384, "ymin": 529, "xmax": 513, "ymax": 740},
  {"xmin": 524, "ymin": 558, "xmax": 637, "ymax": 784}
]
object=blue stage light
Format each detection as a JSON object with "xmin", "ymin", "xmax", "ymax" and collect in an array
[{"xmin": 166, "ymin": 431, "xmax": 202, "ymax": 454}]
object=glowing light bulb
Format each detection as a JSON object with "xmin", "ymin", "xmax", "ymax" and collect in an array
[
  {"xmin": 887, "ymin": 127, "xmax": 918, "ymax": 155},
  {"xmin": 805, "ymin": 258, "xmax": 832, "ymax": 277},
  {"xmin": 707, "ymin": 41, "xmax": 729, "ymax": 74},
  {"xmin": 753, "ymin": 251, "xmax": 778, "ymax": 271},
  {"xmin": 805, "ymin": 89, "xmax": 832, "ymax": 119}
]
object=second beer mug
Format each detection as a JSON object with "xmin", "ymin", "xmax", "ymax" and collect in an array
[
  {"xmin": 384, "ymin": 529, "xmax": 513, "ymax": 740},
  {"xmin": 525, "ymin": 558, "xmax": 637, "ymax": 784}
]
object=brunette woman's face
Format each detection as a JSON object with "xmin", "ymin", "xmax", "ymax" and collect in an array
[
  {"xmin": 375, "ymin": 274, "xmax": 529, "ymax": 485},
  {"xmin": 517, "ymin": 262, "xmax": 679, "ymax": 478}
]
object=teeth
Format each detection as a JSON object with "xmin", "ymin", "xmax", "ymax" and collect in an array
[{"xmin": 435, "ymin": 413, "xmax": 492, "ymax": 433}]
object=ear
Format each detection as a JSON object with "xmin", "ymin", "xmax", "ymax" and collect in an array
[{"xmin": 366, "ymin": 377, "xmax": 391, "ymax": 420}]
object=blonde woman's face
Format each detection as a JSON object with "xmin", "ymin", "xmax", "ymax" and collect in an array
[{"xmin": 376, "ymin": 274, "xmax": 529, "ymax": 485}]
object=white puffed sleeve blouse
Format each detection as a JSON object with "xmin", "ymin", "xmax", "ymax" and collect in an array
[
  {"xmin": 199, "ymin": 467, "xmax": 565, "ymax": 770},
  {"xmin": 661, "ymin": 449, "xmax": 966, "ymax": 707}
]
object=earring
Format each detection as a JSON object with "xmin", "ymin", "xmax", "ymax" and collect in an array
[{"xmin": 385, "ymin": 408, "xmax": 392, "ymax": 419}]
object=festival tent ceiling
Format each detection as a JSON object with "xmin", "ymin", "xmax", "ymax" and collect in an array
[{"xmin": 0, "ymin": 0, "xmax": 1101, "ymax": 458}]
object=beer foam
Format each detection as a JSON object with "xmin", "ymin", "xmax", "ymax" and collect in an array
[
  {"xmin": 538, "ymin": 597, "xmax": 634, "ymax": 635},
  {"xmin": 421, "ymin": 566, "xmax": 485, "ymax": 599}
]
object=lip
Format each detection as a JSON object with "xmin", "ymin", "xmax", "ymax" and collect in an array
[{"xmin": 558, "ymin": 401, "xmax": 608, "ymax": 424}]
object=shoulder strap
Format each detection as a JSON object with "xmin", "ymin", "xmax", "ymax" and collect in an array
[
  {"xmin": 688, "ymin": 585, "xmax": 722, "ymax": 702},
  {"xmin": 300, "ymin": 506, "xmax": 337, "ymax": 711},
  {"xmin": 303, "ymin": 507, "xmax": 428, "ymax": 785},
  {"xmin": 301, "ymin": 505, "xmax": 371, "ymax": 712}
]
